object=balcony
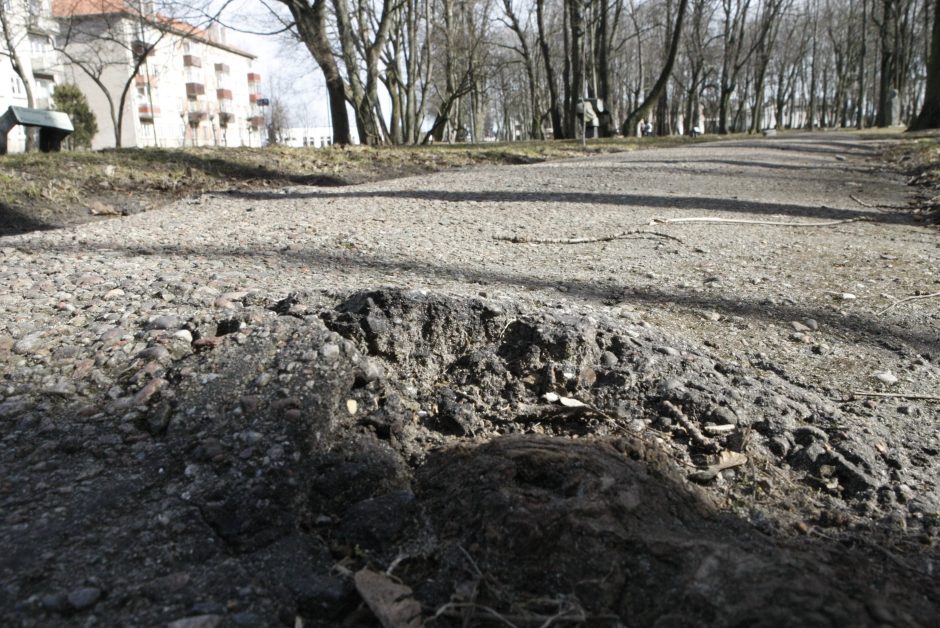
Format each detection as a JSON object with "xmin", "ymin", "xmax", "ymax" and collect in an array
[
  {"xmin": 183, "ymin": 55, "xmax": 202, "ymax": 68},
  {"xmin": 219, "ymin": 112, "xmax": 235, "ymax": 125},
  {"xmin": 247, "ymin": 72, "xmax": 261, "ymax": 83},
  {"xmin": 217, "ymin": 88, "xmax": 232, "ymax": 100},
  {"xmin": 249, "ymin": 93, "xmax": 261, "ymax": 103},
  {"xmin": 187, "ymin": 110, "xmax": 208, "ymax": 123},
  {"xmin": 215, "ymin": 63, "xmax": 229, "ymax": 74},
  {"xmin": 139, "ymin": 104, "xmax": 160, "ymax": 119},
  {"xmin": 30, "ymin": 54, "xmax": 54, "ymax": 74},
  {"xmin": 248, "ymin": 115, "xmax": 264, "ymax": 128},
  {"xmin": 185, "ymin": 82, "xmax": 205, "ymax": 97}
]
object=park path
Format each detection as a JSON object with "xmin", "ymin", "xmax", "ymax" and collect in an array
[{"xmin": 2, "ymin": 132, "xmax": 939, "ymax": 626}]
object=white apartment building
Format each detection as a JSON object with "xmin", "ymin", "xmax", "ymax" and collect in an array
[
  {"xmin": 0, "ymin": 0, "xmax": 61, "ymax": 152},
  {"xmin": 52, "ymin": 0, "xmax": 264, "ymax": 149},
  {"xmin": 276, "ymin": 126, "xmax": 338, "ymax": 148}
]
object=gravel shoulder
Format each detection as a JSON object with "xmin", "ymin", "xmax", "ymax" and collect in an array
[{"xmin": 1, "ymin": 133, "xmax": 939, "ymax": 626}]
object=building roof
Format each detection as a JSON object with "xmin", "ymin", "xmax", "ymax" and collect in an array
[{"xmin": 52, "ymin": 0, "xmax": 256, "ymax": 59}]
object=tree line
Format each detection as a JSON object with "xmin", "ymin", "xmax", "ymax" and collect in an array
[{"xmin": 268, "ymin": 0, "xmax": 940, "ymax": 144}]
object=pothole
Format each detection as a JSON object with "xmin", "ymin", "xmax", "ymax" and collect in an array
[{"xmin": 13, "ymin": 289, "xmax": 937, "ymax": 625}]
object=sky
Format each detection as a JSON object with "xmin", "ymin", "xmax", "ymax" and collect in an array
[{"xmin": 207, "ymin": 0, "xmax": 332, "ymax": 128}]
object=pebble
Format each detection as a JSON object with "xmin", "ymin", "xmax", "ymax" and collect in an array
[
  {"xmin": 656, "ymin": 346, "xmax": 680, "ymax": 357},
  {"xmin": 40, "ymin": 592, "xmax": 69, "ymax": 613},
  {"xmin": 67, "ymin": 586, "xmax": 102, "ymax": 610},
  {"xmin": 148, "ymin": 315, "xmax": 181, "ymax": 330},
  {"xmin": 790, "ymin": 321, "xmax": 811, "ymax": 332},
  {"xmin": 873, "ymin": 371, "xmax": 898, "ymax": 385},
  {"xmin": 174, "ymin": 329, "xmax": 194, "ymax": 343},
  {"xmin": 13, "ymin": 334, "xmax": 43, "ymax": 355},
  {"xmin": 320, "ymin": 343, "xmax": 341, "ymax": 359},
  {"xmin": 167, "ymin": 615, "xmax": 223, "ymax": 628},
  {"xmin": 600, "ymin": 351, "xmax": 619, "ymax": 366}
]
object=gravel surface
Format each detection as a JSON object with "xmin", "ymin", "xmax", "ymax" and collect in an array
[{"xmin": 2, "ymin": 133, "xmax": 939, "ymax": 626}]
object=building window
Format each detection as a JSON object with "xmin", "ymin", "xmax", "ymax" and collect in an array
[{"xmin": 30, "ymin": 35, "xmax": 49, "ymax": 53}]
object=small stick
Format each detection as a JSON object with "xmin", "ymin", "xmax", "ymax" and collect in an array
[
  {"xmin": 849, "ymin": 390, "xmax": 940, "ymax": 402},
  {"xmin": 493, "ymin": 230, "xmax": 684, "ymax": 244},
  {"xmin": 849, "ymin": 194, "xmax": 909, "ymax": 211},
  {"xmin": 661, "ymin": 400, "xmax": 718, "ymax": 451},
  {"xmin": 849, "ymin": 194, "xmax": 875, "ymax": 207},
  {"xmin": 649, "ymin": 216, "xmax": 869, "ymax": 227},
  {"xmin": 876, "ymin": 291, "xmax": 940, "ymax": 315}
]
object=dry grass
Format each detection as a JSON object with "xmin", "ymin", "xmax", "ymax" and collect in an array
[{"xmin": 0, "ymin": 136, "xmax": 701, "ymax": 217}]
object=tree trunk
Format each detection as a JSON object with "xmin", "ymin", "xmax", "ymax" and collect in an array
[
  {"xmin": 876, "ymin": 0, "xmax": 898, "ymax": 126},
  {"xmin": 284, "ymin": 0, "xmax": 353, "ymax": 145},
  {"xmin": 622, "ymin": 0, "xmax": 690, "ymax": 135},
  {"xmin": 910, "ymin": 0, "xmax": 940, "ymax": 128},
  {"xmin": 536, "ymin": 0, "xmax": 565, "ymax": 138}
]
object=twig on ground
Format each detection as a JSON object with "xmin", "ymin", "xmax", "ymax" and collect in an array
[
  {"xmin": 431, "ymin": 603, "xmax": 520, "ymax": 627},
  {"xmin": 661, "ymin": 400, "xmax": 718, "ymax": 451},
  {"xmin": 493, "ymin": 230, "xmax": 685, "ymax": 245},
  {"xmin": 876, "ymin": 291, "xmax": 940, "ymax": 315},
  {"xmin": 431, "ymin": 603, "xmax": 618, "ymax": 627},
  {"xmin": 848, "ymin": 390, "xmax": 940, "ymax": 402},
  {"xmin": 649, "ymin": 216, "xmax": 869, "ymax": 227},
  {"xmin": 849, "ymin": 194, "xmax": 910, "ymax": 211}
]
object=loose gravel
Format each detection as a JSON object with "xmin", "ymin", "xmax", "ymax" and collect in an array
[{"xmin": 1, "ymin": 133, "xmax": 939, "ymax": 626}]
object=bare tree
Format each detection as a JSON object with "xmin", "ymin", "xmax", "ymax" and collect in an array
[
  {"xmin": 1, "ymin": 1, "xmax": 42, "ymax": 149},
  {"xmin": 622, "ymin": 0, "xmax": 690, "ymax": 135},
  {"xmin": 54, "ymin": 1, "xmax": 211, "ymax": 147},
  {"xmin": 910, "ymin": 0, "xmax": 940, "ymax": 128}
]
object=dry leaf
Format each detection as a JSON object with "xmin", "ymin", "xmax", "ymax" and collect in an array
[
  {"xmin": 688, "ymin": 451, "xmax": 748, "ymax": 484},
  {"xmin": 354, "ymin": 569, "xmax": 422, "ymax": 628}
]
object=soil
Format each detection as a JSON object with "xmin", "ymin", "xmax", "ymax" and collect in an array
[{"xmin": 1, "ymin": 132, "xmax": 939, "ymax": 627}]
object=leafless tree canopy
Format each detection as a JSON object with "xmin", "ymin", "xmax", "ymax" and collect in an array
[{"xmin": 223, "ymin": 0, "xmax": 938, "ymax": 143}]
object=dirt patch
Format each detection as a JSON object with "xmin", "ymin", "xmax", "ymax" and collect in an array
[{"xmin": 3, "ymin": 288, "xmax": 936, "ymax": 626}]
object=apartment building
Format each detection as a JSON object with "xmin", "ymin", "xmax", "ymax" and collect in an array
[
  {"xmin": 0, "ymin": 0, "xmax": 61, "ymax": 152},
  {"xmin": 52, "ymin": 0, "xmax": 263, "ymax": 149},
  {"xmin": 277, "ymin": 126, "xmax": 339, "ymax": 148}
]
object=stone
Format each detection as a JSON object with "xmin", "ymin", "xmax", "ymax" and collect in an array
[
  {"xmin": 174, "ymin": 329, "xmax": 194, "ymax": 343},
  {"xmin": 873, "ymin": 371, "xmax": 898, "ymax": 385},
  {"xmin": 67, "ymin": 586, "xmax": 102, "ymax": 610},
  {"xmin": 40, "ymin": 592, "xmax": 69, "ymax": 613},
  {"xmin": 13, "ymin": 334, "xmax": 43, "ymax": 355},
  {"xmin": 231, "ymin": 612, "xmax": 261, "ymax": 626},
  {"xmin": 167, "ymin": 615, "xmax": 223, "ymax": 628},
  {"xmin": 600, "ymin": 351, "xmax": 619, "ymax": 367},
  {"xmin": 148, "ymin": 315, "xmax": 181, "ymax": 331}
]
